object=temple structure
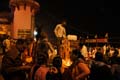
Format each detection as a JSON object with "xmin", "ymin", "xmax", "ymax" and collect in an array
[{"xmin": 9, "ymin": 0, "xmax": 40, "ymax": 39}]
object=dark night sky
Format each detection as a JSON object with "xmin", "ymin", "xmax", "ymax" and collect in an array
[{"xmin": 0, "ymin": 0, "xmax": 120, "ymax": 37}]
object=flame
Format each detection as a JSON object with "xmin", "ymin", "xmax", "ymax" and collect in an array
[{"xmin": 62, "ymin": 59, "xmax": 72, "ymax": 67}]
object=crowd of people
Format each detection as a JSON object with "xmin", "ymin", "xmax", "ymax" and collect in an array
[
  {"xmin": 0, "ymin": 20, "xmax": 120, "ymax": 80},
  {"xmin": 1, "ymin": 33, "xmax": 120, "ymax": 80}
]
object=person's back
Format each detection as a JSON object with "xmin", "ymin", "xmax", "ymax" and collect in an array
[
  {"xmin": 89, "ymin": 52, "xmax": 113, "ymax": 80},
  {"xmin": 46, "ymin": 56, "xmax": 62, "ymax": 80},
  {"xmin": 35, "ymin": 65, "xmax": 49, "ymax": 80},
  {"xmin": 46, "ymin": 67, "xmax": 61, "ymax": 80},
  {"xmin": 111, "ymin": 57, "xmax": 120, "ymax": 80},
  {"xmin": 36, "ymin": 32, "xmax": 55, "ymax": 63},
  {"xmin": 34, "ymin": 54, "xmax": 49, "ymax": 80},
  {"xmin": 68, "ymin": 49, "xmax": 90, "ymax": 80},
  {"xmin": 112, "ymin": 64, "xmax": 120, "ymax": 80},
  {"xmin": 89, "ymin": 60, "xmax": 113, "ymax": 80}
]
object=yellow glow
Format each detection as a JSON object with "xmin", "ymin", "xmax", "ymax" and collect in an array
[
  {"xmin": 25, "ymin": 56, "xmax": 32, "ymax": 63},
  {"xmin": 62, "ymin": 59, "xmax": 72, "ymax": 67}
]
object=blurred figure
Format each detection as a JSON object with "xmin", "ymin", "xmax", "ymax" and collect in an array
[
  {"xmin": 66, "ymin": 49, "xmax": 90, "ymax": 80},
  {"xmin": 2, "ymin": 35, "xmax": 11, "ymax": 53},
  {"xmin": 34, "ymin": 53, "xmax": 49, "ymax": 80},
  {"xmin": 54, "ymin": 19, "xmax": 67, "ymax": 47},
  {"xmin": 103, "ymin": 44, "xmax": 107, "ymax": 55},
  {"xmin": 89, "ymin": 52, "xmax": 113, "ymax": 80},
  {"xmin": 26, "ymin": 38, "xmax": 35, "ymax": 57},
  {"xmin": 46, "ymin": 56, "xmax": 62, "ymax": 80},
  {"xmin": 36, "ymin": 32, "xmax": 55, "ymax": 64},
  {"xmin": 57, "ymin": 44, "xmax": 65, "ymax": 58},
  {"xmin": 81, "ymin": 44, "xmax": 88, "ymax": 60},
  {"xmin": 108, "ymin": 49, "xmax": 119, "ymax": 64},
  {"xmin": 1, "ymin": 39, "xmax": 27, "ymax": 80},
  {"xmin": 111, "ymin": 57, "xmax": 120, "ymax": 80}
]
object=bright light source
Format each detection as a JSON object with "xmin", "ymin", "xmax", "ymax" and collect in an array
[
  {"xmin": 34, "ymin": 30, "xmax": 38, "ymax": 36},
  {"xmin": 67, "ymin": 34, "xmax": 77, "ymax": 40}
]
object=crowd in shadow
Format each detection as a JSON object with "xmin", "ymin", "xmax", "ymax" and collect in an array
[{"xmin": 0, "ymin": 32, "xmax": 120, "ymax": 80}]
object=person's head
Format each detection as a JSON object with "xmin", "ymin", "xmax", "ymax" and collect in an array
[
  {"xmin": 58, "ymin": 44, "xmax": 65, "ymax": 58},
  {"xmin": 95, "ymin": 52, "xmax": 104, "ymax": 61},
  {"xmin": 112, "ymin": 49, "xmax": 119, "ymax": 57},
  {"xmin": 109, "ymin": 48, "xmax": 119, "ymax": 57},
  {"xmin": 40, "ymin": 32, "xmax": 48, "ymax": 40},
  {"xmin": 16, "ymin": 39, "xmax": 26, "ymax": 52},
  {"xmin": 70, "ymin": 49, "xmax": 85, "ymax": 62},
  {"xmin": 52, "ymin": 56, "xmax": 62, "ymax": 68}
]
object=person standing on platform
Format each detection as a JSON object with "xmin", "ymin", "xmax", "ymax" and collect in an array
[{"xmin": 54, "ymin": 19, "xmax": 67, "ymax": 48}]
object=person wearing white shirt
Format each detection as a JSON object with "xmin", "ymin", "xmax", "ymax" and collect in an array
[{"xmin": 54, "ymin": 20, "xmax": 67, "ymax": 47}]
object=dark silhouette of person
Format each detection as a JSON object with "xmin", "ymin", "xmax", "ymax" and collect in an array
[{"xmin": 1, "ymin": 39, "xmax": 27, "ymax": 80}]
